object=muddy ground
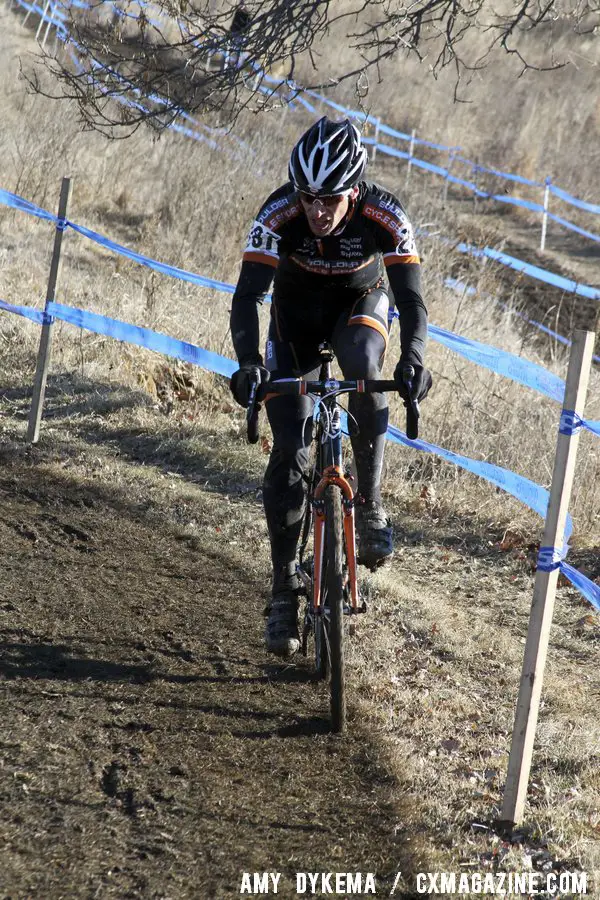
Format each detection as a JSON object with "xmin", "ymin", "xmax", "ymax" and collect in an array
[
  {"xmin": 1, "ymin": 370, "xmax": 598, "ymax": 900},
  {"xmin": 0, "ymin": 413, "xmax": 434, "ymax": 899}
]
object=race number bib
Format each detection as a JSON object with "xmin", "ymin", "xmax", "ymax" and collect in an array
[{"xmin": 244, "ymin": 220, "xmax": 280, "ymax": 258}]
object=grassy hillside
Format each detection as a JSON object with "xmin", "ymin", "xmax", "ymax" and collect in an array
[
  {"xmin": 0, "ymin": 9, "xmax": 599, "ymax": 895},
  {"xmin": 2, "ymin": 9, "xmax": 599, "ymax": 538}
]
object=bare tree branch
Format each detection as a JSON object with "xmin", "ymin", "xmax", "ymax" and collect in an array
[{"xmin": 19, "ymin": 0, "xmax": 600, "ymax": 137}]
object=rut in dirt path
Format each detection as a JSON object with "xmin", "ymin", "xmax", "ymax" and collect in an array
[{"xmin": 0, "ymin": 454, "xmax": 433, "ymax": 899}]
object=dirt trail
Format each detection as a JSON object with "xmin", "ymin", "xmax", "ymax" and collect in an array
[{"xmin": 0, "ymin": 440, "xmax": 434, "ymax": 899}]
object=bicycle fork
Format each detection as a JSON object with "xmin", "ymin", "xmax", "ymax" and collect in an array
[
  {"xmin": 311, "ymin": 405, "xmax": 360, "ymax": 614},
  {"xmin": 312, "ymin": 473, "xmax": 359, "ymax": 611}
]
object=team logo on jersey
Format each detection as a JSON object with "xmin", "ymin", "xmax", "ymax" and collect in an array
[
  {"xmin": 378, "ymin": 196, "xmax": 404, "ymax": 219},
  {"xmin": 339, "ymin": 236, "xmax": 364, "ymax": 258},
  {"xmin": 258, "ymin": 196, "xmax": 300, "ymax": 230},
  {"xmin": 363, "ymin": 203, "xmax": 417, "ymax": 256}
]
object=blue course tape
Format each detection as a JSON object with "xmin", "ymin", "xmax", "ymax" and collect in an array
[
  {"xmin": 537, "ymin": 545, "xmax": 566, "ymax": 572},
  {"xmin": 545, "ymin": 211, "xmax": 600, "ymax": 244},
  {"xmin": 47, "ymin": 301, "xmax": 237, "ymax": 378},
  {"xmin": 445, "ymin": 277, "xmax": 600, "ymax": 367},
  {"xmin": 560, "ymin": 562, "xmax": 600, "ymax": 612},
  {"xmin": 4, "ymin": 292, "xmax": 597, "ymax": 612},
  {"xmin": 67, "ymin": 40, "xmax": 225, "ymax": 154},
  {"xmin": 252, "ymin": 70, "xmax": 317, "ymax": 113},
  {"xmin": 18, "ymin": 2, "xmax": 598, "ymax": 225},
  {"xmin": 385, "ymin": 422, "xmax": 572, "ymax": 538},
  {"xmin": 308, "ymin": 89, "xmax": 597, "ymax": 218},
  {"xmin": 312, "ymin": 90, "xmax": 597, "ymax": 217},
  {"xmin": 375, "ymin": 122, "xmax": 414, "ymax": 144},
  {"xmin": 456, "ymin": 242, "xmax": 600, "ymax": 301},
  {"xmin": 491, "ymin": 195, "xmax": 545, "ymax": 214},
  {"xmin": 66, "ymin": 221, "xmax": 236, "ymax": 293},
  {"xmin": 17, "ymin": 0, "xmax": 65, "ymax": 28},
  {"xmin": 0, "ymin": 298, "xmax": 50, "ymax": 326},
  {"xmin": 559, "ymin": 410, "xmax": 584, "ymax": 436},
  {"xmin": 372, "ymin": 141, "xmax": 600, "ymax": 244},
  {"xmin": 583, "ymin": 419, "xmax": 600, "ymax": 437},
  {"xmin": 428, "ymin": 323, "xmax": 565, "ymax": 402},
  {"xmin": 550, "ymin": 186, "xmax": 600, "ymax": 216},
  {"xmin": 1, "ymin": 184, "xmax": 599, "ymax": 414},
  {"xmin": 455, "ymin": 156, "xmax": 542, "ymax": 188},
  {"xmin": 0, "ymin": 188, "xmax": 57, "ymax": 224}
]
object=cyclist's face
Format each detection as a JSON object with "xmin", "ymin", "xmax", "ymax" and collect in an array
[{"xmin": 298, "ymin": 189, "xmax": 353, "ymax": 236}]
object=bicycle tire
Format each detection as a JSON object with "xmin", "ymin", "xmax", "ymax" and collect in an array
[
  {"xmin": 314, "ymin": 609, "xmax": 329, "ymax": 681},
  {"xmin": 324, "ymin": 483, "xmax": 346, "ymax": 732}
]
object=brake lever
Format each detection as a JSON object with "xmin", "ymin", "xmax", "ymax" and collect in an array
[
  {"xmin": 246, "ymin": 379, "xmax": 260, "ymax": 444},
  {"xmin": 402, "ymin": 364, "xmax": 420, "ymax": 440}
]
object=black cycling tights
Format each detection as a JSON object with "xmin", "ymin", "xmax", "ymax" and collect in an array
[{"xmin": 263, "ymin": 323, "xmax": 388, "ymax": 583}]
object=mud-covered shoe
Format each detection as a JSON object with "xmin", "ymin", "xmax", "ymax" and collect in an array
[
  {"xmin": 356, "ymin": 501, "xmax": 393, "ymax": 570},
  {"xmin": 264, "ymin": 586, "xmax": 300, "ymax": 658}
]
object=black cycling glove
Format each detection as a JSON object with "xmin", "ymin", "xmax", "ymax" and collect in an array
[
  {"xmin": 230, "ymin": 360, "xmax": 270, "ymax": 408},
  {"xmin": 394, "ymin": 361, "xmax": 433, "ymax": 403}
]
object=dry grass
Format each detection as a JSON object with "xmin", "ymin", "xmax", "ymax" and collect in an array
[
  {"xmin": 2, "ymin": 11, "xmax": 600, "ymax": 546},
  {"xmin": 1, "ymin": 12, "xmax": 600, "ymax": 891}
]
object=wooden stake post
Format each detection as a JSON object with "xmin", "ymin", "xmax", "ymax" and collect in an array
[
  {"xmin": 540, "ymin": 177, "xmax": 551, "ymax": 252},
  {"xmin": 27, "ymin": 176, "xmax": 72, "ymax": 443},
  {"xmin": 501, "ymin": 329, "xmax": 595, "ymax": 826},
  {"xmin": 404, "ymin": 129, "xmax": 416, "ymax": 189},
  {"xmin": 370, "ymin": 118, "xmax": 380, "ymax": 164}
]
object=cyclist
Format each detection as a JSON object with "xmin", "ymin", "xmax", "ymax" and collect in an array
[{"xmin": 229, "ymin": 116, "xmax": 432, "ymax": 657}]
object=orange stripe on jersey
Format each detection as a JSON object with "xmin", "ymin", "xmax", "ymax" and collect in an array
[
  {"xmin": 383, "ymin": 253, "xmax": 420, "ymax": 266},
  {"xmin": 348, "ymin": 314, "xmax": 389, "ymax": 344},
  {"xmin": 242, "ymin": 251, "xmax": 278, "ymax": 267}
]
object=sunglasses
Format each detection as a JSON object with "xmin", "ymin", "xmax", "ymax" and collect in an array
[{"xmin": 298, "ymin": 191, "xmax": 348, "ymax": 208}]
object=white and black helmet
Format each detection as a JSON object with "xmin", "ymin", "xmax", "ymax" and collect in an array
[{"xmin": 288, "ymin": 116, "xmax": 367, "ymax": 196}]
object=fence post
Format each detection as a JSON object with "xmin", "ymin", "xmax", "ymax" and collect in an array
[
  {"xmin": 21, "ymin": 1, "xmax": 35, "ymax": 26},
  {"xmin": 442, "ymin": 147, "xmax": 457, "ymax": 207},
  {"xmin": 472, "ymin": 159, "xmax": 479, "ymax": 211},
  {"xmin": 41, "ymin": 6, "xmax": 54, "ymax": 49},
  {"xmin": 540, "ymin": 176, "xmax": 551, "ymax": 252},
  {"xmin": 27, "ymin": 176, "xmax": 72, "ymax": 444},
  {"xmin": 500, "ymin": 329, "xmax": 595, "ymax": 827},
  {"xmin": 404, "ymin": 128, "xmax": 416, "ymax": 189},
  {"xmin": 34, "ymin": 0, "xmax": 50, "ymax": 40},
  {"xmin": 370, "ymin": 118, "xmax": 379, "ymax": 164}
]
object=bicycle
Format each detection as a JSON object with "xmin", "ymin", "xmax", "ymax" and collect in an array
[{"xmin": 246, "ymin": 344, "xmax": 419, "ymax": 732}]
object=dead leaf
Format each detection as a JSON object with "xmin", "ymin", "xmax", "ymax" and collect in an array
[
  {"xmin": 260, "ymin": 436, "xmax": 272, "ymax": 454},
  {"xmin": 441, "ymin": 738, "xmax": 461, "ymax": 753},
  {"xmin": 498, "ymin": 529, "xmax": 528, "ymax": 552},
  {"xmin": 419, "ymin": 483, "xmax": 437, "ymax": 511}
]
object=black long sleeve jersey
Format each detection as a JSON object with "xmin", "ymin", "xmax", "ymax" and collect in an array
[{"xmin": 230, "ymin": 180, "xmax": 427, "ymax": 367}]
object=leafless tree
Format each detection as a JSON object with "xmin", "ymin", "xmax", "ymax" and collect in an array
[{"xmin": 25, "ymin": 0, "xmax": 600, "ymax": 136}]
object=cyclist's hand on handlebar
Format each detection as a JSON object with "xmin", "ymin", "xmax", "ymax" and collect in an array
[
  {"xmin": 393, "ymin": 361, "xmax": 433, "ymax": 404},
  {"xmin": 230, "ymin": 360, "xmax": 270, "ymax": 409}
]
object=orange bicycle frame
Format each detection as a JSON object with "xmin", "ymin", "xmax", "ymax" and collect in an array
[{"xmin": 312, "ymin": 465, "xmax": 359, "ymax": 613}]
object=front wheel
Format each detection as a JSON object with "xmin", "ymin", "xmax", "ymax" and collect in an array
[{"xmin": 323, "ymin": 484, "xmax": 346, "ymax": 732}]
